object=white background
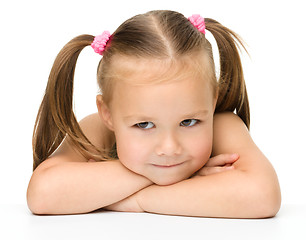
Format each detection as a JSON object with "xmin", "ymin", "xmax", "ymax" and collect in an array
[{"xmin": 0, "ymin": 0, "xmax": 305, "ymax": 207}]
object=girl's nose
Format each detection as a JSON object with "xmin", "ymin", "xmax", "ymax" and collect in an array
[{"xmin": 155, "ymin": 131, "xmax": 182, "ymax": 156}]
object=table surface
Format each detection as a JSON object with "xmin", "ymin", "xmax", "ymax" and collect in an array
[{"xmin": 0, "ymin": 203, "xmax": 305, "ymax": 240}]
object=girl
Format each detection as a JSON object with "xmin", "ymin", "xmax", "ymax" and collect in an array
[{"xmin": 27, "ymin": 10, "xmax": 281, "ymax": 218}]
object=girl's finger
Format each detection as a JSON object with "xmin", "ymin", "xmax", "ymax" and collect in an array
[
  {"xmin": 205, "ymin": 153, "xmax": 239, "ymax": 167},
  {"xmin": 197, "ymin": 165, "xmax": 235, "ymax": 176}
]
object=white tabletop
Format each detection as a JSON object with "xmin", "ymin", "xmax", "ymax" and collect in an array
[{"xmin": 1, "ymin": 204, "xmax": 305, "ymax": 240}]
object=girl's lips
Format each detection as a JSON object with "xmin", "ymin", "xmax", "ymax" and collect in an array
[{"xmin": 151, "ymin": 162, "xmax": 184, "ymax": 168}]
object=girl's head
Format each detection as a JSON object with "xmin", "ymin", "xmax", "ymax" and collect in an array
[
  {"xmin": 97, "ymin": 11, "xmax": 217, "ymax": 105},
  {"xmin": 32, "ymin": 10, "xmax": 249, "ymax": 184},
  {"xmin": 95, "ymin": 11, "xmax": 217, "ymax": 184}
]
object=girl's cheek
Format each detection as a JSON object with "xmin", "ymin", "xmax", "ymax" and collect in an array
[
  {"xmin": 116, "ymin": 136, "xmax": 148, "ymax": 168},
  {"xmin": 192, "ymin": 136, "xmax": 213, "ymax": 164}
]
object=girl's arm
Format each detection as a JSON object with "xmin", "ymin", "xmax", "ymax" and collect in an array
[
  {"xmin": 133, "ymin": 112, "xmax": 281, "ymax": 218},
  {"xmin": 27, "ymin": 113, "xmax": 152, "ymax": 215}
]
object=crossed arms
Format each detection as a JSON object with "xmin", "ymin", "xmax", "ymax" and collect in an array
[{"xmin": 27, "ymin": 112, "xmax": 281, "ymax": 218}]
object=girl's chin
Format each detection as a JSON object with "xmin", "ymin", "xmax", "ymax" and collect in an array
[
  {"xmin": 121, "ymin": 163, "xmax": 192, "ymax": 186},
  {"xmin": 148, "ymin": 175, "xmax": 187, "ymax": 186}
]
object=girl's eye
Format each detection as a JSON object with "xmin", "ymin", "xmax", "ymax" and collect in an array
[
  {"xmin": 180, "ymin": 119, "xmax": 198, "ymax": 127},
  {"xmin": 136, "ymin": 122, "xmax": 155, "ymax": 129}
]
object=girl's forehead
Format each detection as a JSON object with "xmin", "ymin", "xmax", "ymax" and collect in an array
[
  {"xmin": 111, "ymin": 70, "xmax": 215, "ymax": 118},
  {"xmin": 110, "ymin": 54, "xmax": 210, "ymax": 86}
]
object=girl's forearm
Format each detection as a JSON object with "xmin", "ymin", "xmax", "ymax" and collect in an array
[
  {"xmin": 137, "ymin": 169, "xmax": 280, "ymax": 218},
  {"xmin": 27, "ymin": 160, "xmax": 152, "ymax": 215}
]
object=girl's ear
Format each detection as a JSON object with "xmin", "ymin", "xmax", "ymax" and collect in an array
[{"xmin": 96, "ymin": 95, "xmax": 114, "ymax": 131}]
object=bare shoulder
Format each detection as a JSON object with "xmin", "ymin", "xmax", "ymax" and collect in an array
[
  {"xmin": 213, "ymin": 111, "xmax": 251, "ymax": 148},
  {"xmin": 212, "ymin": 112, "xmax": 263, "ymax": 170},
  {"xmin": 68, "ymin": 112, "xmax": 115, "ymax": 156},
  {"xmin": 38, "ymin": 113, "xmax": 114, "ymax": 169},
  {"xmin": 213, "ymin": 111, "xmax": 249, "ymax": 131},
  {"xmin": 79, "ymin": 112, "xmax": 114, "ymax": 150}
]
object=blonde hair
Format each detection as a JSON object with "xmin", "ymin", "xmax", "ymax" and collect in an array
[{"xmin": 32, "ymin": 10, "xmax": 249, "ymax": 170}]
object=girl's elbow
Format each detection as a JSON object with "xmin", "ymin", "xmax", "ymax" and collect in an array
[
  {"xmin": 27, "ymin": 169, "xmax": 54, "ymax": 215},
  {"xmin": 264, "ymin": 185, "xmax": 281, "ymax": 218},
  {"xmin": 27, "ymin": 183, "xmax": 48, "ymax": 215},
  {"xmin": 252, "ymin": 178, "xmax": 281, "ymax": 218},
  {"xmin": 27, "ymin": 194, "xmax": 47, "ymax": 215}
]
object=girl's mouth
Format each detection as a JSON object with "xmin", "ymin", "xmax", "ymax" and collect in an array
[{"xmin": 151, "ymin": 162, "xmax": 184, "ymax": 168}]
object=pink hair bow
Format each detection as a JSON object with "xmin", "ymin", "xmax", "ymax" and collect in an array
[
  {"xmin": 91, "ymin": 31, "xmax": 111, "ymax": 55},
  {"xmin": 188, "ymin": 14, "xmax": 205, "ymax": 34}
]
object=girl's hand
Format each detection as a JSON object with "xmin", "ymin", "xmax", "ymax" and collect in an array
[
  {"xmin": 88, "ymin": 159, "xmax": 146, "ymax": 213},
  {"xmin": 192, "ymin": 154, "xmax": 239, "ymax": 177},
  {"xmin": 103, "ymin": 193, "xmax": 144, "ymax": 213},
  {"xmin": 105, "ymin": 154, "xmax": 238, "ymax": 212}
]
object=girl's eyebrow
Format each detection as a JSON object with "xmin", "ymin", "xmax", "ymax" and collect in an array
[
  {"xmin": 189, "ymin": 110, "xmax": 209, "ymax": 115},
  {"xmin": 123, "ymin": 110, "xmax": 209, "ymax": 121},
  {"xmin": 182, "ymin": 110, "xmax": 209, "ymax": 119},
  {"xmin": 123, "ymin": 114, "xmax": 157, "ymax": 122}
]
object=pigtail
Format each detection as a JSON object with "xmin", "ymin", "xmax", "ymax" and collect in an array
[
  {"xmin": 32, "ymin": 35, "xmax": 102, "ymax": 170},
  {"xmin": 205, "ymin": 18, "xmax": 250, "ymax": 129}
]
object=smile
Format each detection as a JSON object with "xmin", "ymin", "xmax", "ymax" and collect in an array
[{"xmin": 151, "ymin": 162, "xmax": 184, "ymax": 168}]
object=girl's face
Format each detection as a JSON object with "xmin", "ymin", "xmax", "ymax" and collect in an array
[{"xmin": 100, "ymin": 63, "xmax": 216, "ymax": 185}]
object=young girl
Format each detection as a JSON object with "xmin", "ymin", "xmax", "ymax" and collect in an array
[{"xmin": 27, "ymin": 10, "xmax": 281, "ymax": 218}]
